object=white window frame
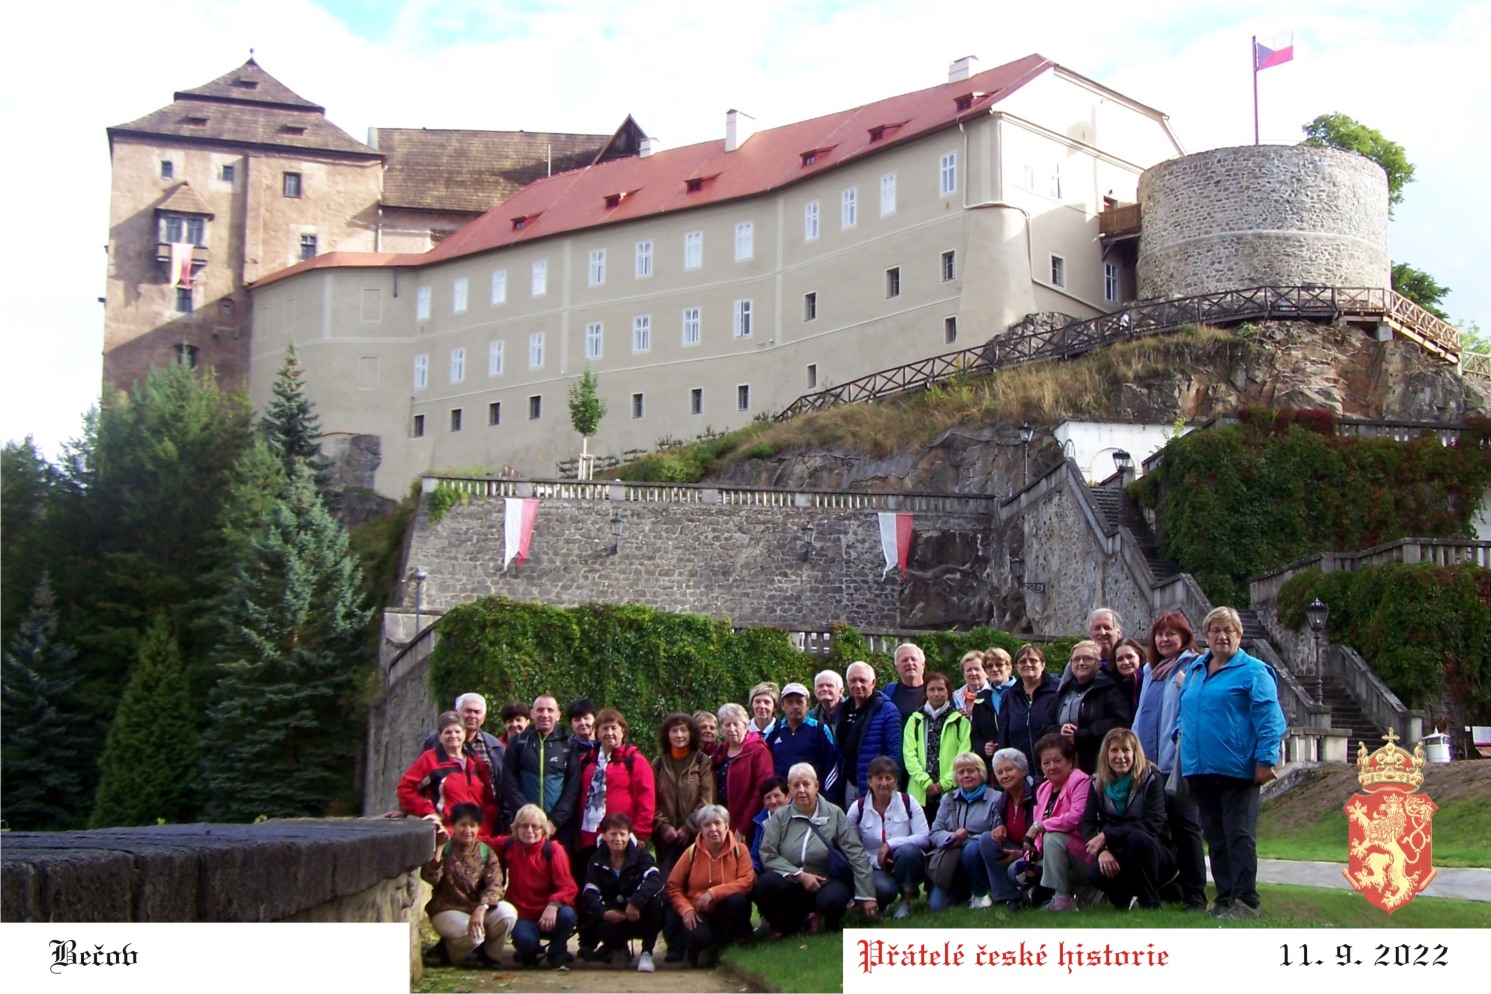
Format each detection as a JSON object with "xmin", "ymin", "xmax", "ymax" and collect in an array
[
  {"xmin": 804, "ymin": 292, "xmax": 817, "ymax": 321},
  {"xmin": 633, "ymin": 314, "xmax": 651, "ymax": 353},
  {"xmin": 452, "ymin": 276, "xmax": 468, "ymax": 313},
  {"xmin": 531, "ymin": 260, "xmax": 547, "ymax": 296},
  {"xmin": 736, "ymin": 383, "xmax": 751, "ymax": 412},
  {"xmin": 412, "ymin": 353, "xmax": 428, "ymax": 389},
  {"xmin": 880, "ymin": 173, "xmax": 896, "ymax": 216},
  {"xmin": 631, "ymin": 393, "xmax": 645, "ymax": 420},
  {"xmin": 841, "ymin": 187, "xmax": 857, "ymax": 229},
  {"xmin": 684, "ymin": 230, "xmax": 702, "ymax": 269},
  {"xmin": 944, "ymin": 316, "xmax": 958, "ymax": 344},
  {"xmin": 734, "ymin": 222, "xmax": 753, "ymax": 261},
  {"xmin": 682, "ymin": 306, "xmax": 701, "ymax": 346},
  {"xmin": 1050, "ymin": 254, "xmax": 1066, "ymax": 288},
  {"xmin": 491, "ymin": 268, "xmax": 507, "ymax": 305},
  {"xmin": 807, "ymin": 363, "xmax": 818, "ymax": 388},
  {"xmin": 733, "ymin": 299, "xmax": 753, "ymax": 338},
  {"xmin": 804, "ymin": 200, "xmax": 820, "ymax": 241},
  {"xmin": 635, "ymin": 239, "xmax": 653, "ymax": 278},
  {"xmin": 449, "ymin": 347, "xmax": 466, "ymax": 383},
  {"xmin": 1104, "ymin": 263, "xmax": 1120, "ymax": 303},
  {"xmin": 689, "ymin": 387, "xmax": 703, "ymax": 415},
  {"xmin": 940, "ymin": 152, "xmax": 958, "ymax": 196},
  {"xmin": 885, "ymin": 267, "xmax": 900, "ymax": 299},
  {"xmin": 941, "ymin": 250, "xmax": 956, "ymax": 282},
  {"xmin": 529, "ymin": 331, "xmax": 545, "ymax": 368},
  {"xmin": 488, "ymin": 339, "xmax": 504, "ymax": 377},
  {"xmin": 588, "ymin": 248, "xmax": 606, "ymax": 287},
  {"xmin": 1050, "ymin": 161, "xmax": 1063, "ymax": 200},
  {"xmin": 528, "ymin": 395, "xmax": 542, "ymax": 420},
  {"xmin": 416, "ymin": 286, "xmax": 432, "ymax": 321},
  {"xmin": 585, "ymin": 322, "xmax": 603, "ymax": 360}
]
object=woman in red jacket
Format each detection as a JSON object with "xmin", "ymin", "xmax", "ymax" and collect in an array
[
  {"xmin": 496, "ymin": 804, "xmax": 580, "ymax": 969},
  {"xmin": 398, "ymin": 711, "xmax": 498, "ymax": 836},
  {"xmin": 712, "ymin": 703, "xmax": 774, "ymax": 841},
  {"xmin": 578, "ymin": 709, "xmax": 657, "ymax": 852}
]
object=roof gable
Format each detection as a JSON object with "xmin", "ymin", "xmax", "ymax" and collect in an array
[{"xmin": 174, "ymin": 58, "xmax": 324, "ymax": 112}]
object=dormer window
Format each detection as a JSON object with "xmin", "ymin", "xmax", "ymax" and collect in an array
[
  {"xmin": 867, "ymin": 121, "xmax": 906, "ymax": 142},
  {"xmin": 184, "ymin": 116, "xmax": 208, "ymax": 127},
  {"xmin": 954, "ymin": 93, "xmax": 987, "ymax": 112},
  {"xmin": 280, "ymin": 124, "xmax": 307, "ymax": 136},
  {"xmin": 232, "ymin": 77, "xmax": 259, "ymax": 89},
  {"xmin": 684, "ymin": 174, "xmax": 719, "ymax": 194},
  {"xmin": 512, "ymin": 212, "xmax": 541, "ymax": 231},
  {"xmin": 603, "ymin": 189, "xmax": 640, "ymax": 208},
  {"xmin": 799, "ymin": 147, "xmax": 835, "ymax": 167}
]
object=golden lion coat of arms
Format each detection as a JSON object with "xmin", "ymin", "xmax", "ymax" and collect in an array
[{"xmin": 1343, "ymin": 730, "xmax": 1438, "ymax": 913}]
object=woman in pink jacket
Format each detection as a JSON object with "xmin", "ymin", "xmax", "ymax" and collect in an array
[{"xmin": 1027, "ymin": 733, "xmax": 1093, "ymax": 911}]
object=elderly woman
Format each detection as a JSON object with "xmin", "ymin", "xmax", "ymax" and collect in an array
[
  {"xmin": 712, "ymin": 702, "xmax": 774, "ymax": 842},
  {"xmin": 579, "ymin": 812, "xmax": 665, "ymax": 972},
  {"xmin": 1079, "ymin": 728, "xmax": 1174, "ymax": 911},
  {"xmin": 1135, "ymin": 610, "xmax": 1206, "ymax": 911},
  {"xmin": 952, "ymin": 650, "xmax": 986, "ymax": 712},
  {"xmin": 399, "ymin": 710, "xmax": 499, "ymax": 836},
  {"xmin": 998, "ymin": 645, "xmax": 1061, "ymax": 780},
  {"xmin": 496, "ymin": 803, "xmax": 579, "ymax": 969},
  {"xmin": 1178, "ymin": 606, "xmax": 1286, "ymax": 920},
  {"xmin": 903, "ymin": 671, "xmax": 971, "ymax": 825},
  {"xmin": 978, "ymin": 747, "xmax": 1037, "ymax": 909},
  {"xmin": 1048, "ymin": 639, "xmax": 1132, "ymax": 774},
  {"xmin": 755, "ymin": 762, "xmax": 878, "ymax": 934},
  {"xmin": 926, "ymin": 752, "xmax": 1000, "ymax": 910},
  {"xmin": 747, "ymin": 681, "xmax": 780, "ymax": 739},
  {"xmin": 421, "ymin": 802, "xmax": 519, "ymax": 967},
  {"xmin": 665, "ymin": 804, "xmax": 755, "ymax": 968},
  {"xmin": 692, "ymin": 710, "xmax": 719, "ymax": 753},
  {"xmin": 578, "ymin": 709, "xmax": 656, "ymax": 852},
  {"xmin": 1028, "ymin": 733, "xmax": 1093, "ymax": 911},
  {"xmin": 848, "ymin": 755, "xmax": 930, "ymax": 919},
  {"xmin": 652, "ymin": 713, "xmax": 715, "ymax": 962}
]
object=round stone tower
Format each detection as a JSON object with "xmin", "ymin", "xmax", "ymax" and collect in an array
[{"xmin": 1137, "ymin": 145, "xmax": 1390, "ymax": 300}]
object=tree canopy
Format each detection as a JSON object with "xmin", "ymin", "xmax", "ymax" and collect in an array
[
  {"xmin": 1391, "ymin": 262, "xmax": 1452, "ymax": 321},
  {"xmin": 1301, "ymin": 112, "xmax": 1415, "ymax": 211},
  {"xmin": 568, "ymin": 366, "xmax": 606, "ymax": 438}
]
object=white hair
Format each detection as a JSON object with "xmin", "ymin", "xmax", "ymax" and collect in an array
[
  {"xmin": 717, "ymin": 702, "xmax": 748, "ymax": 725},
  {"xmin": 814, "ymin": 669, "xmax": 843, "ymax": 689},
  {"xmin": 1087, "ymin": 607, "xmax": 1124, "ymax": 633},
  {"xmin": 787, "ymin": 762, "xmax": 819, "ymax": 784},
  {"xmin": 454, "ymin": 693, "xmax": 487, "ymax": 712},
  {"xmin": 991, "ymin": 748, "xmax": 1029, "ymax": 774}
]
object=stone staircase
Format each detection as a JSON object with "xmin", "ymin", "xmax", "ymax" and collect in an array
[
  {"xmin": 1316, "ymin": 676, "xmax": 1385, "ymax": 760},
  {"xmin": 1088, "ymin": 486, "xmax": 1182, "ymax": 582}
]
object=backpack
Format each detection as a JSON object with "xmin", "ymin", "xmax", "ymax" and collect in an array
[
  {"xmin": 443, "ymin": 840, "xmax": 491, "ymax": 862},
  {"xmin": 501, "ymin": 835, "xmax": 555, "ymax": 870},
  {"xmin": 857, "ymin": 792, "xmax": 912, "ymax": 819}
]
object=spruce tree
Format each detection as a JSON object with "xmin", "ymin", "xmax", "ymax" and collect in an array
[
  {"xmin": 90, "ymin": 616, "xmax": 197, "ymax": 827},
  {"xmin": 261, "ymin": 343, "xmax": 335, "ymax": 503},
  {"xmin": 199, "ymin": 461, "xmax": 371, "ymax": 821},
  {"xmin": 0, "ymin": 575, "xmax": 87, "ymax": 829}
]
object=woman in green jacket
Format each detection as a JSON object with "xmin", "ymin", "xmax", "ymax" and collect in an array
[{"xmin": 903, "ymin": 672, "xmax": 971, "ymax": 826}]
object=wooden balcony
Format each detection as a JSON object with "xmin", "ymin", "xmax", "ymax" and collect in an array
[{"xmin": 1098, "ymin": 203, "xmax": 1141, "ymax": 238}]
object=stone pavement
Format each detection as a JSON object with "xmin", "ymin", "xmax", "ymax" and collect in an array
[{"xmin": 1258, "ymin": 859, "xmax": 1490, "ymax": 902}]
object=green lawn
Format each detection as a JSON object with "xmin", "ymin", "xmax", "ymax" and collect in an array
[{"xmin": 1257, "ymin": 792, "xmax": 1491, "ymax": 866}]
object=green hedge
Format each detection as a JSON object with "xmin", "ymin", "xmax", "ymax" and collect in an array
[
  {"xmin": 1278, "ymin": 563, "xmax": 1491, "ymax": 721},
  {"xmin": 1133, "ymin": 412, "xmax": 1491, "ymax": 605}
]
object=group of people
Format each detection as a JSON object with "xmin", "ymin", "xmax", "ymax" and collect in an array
[{"xmin": 398, "ymin": 604, "xmax": 1286, "ymax": 971}]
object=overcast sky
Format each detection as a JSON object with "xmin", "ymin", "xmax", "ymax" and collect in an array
[{"xmin": 2, "ymin": 0, "xmax": 1483, "ymax": 457}]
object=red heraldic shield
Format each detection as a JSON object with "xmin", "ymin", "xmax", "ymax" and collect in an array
[{"xmin": 1342, "ymin": 731, "xmax": 1438, "ymax": 914}]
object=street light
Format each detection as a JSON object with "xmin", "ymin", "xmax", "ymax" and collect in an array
[
  {"xmin": 411, "ymin": 568, "xmax": 428, "ymax": 634},
  {"xmin": 801, "ymin": 523, "xmax": 816, "ymax": 561},
  {"xmin": 610, "ymin": 512, "xmax": 624, "ymax": 556},
  {"xmin": 1018, "ymin": 422, "xmax": 1034, "ymax": 487},
  {"xmin": 1009, "ymin": 554, "xmax": 1046, "ymax": 594},
  {"xmin": 1306, "ymin": 598, "xmax": 1329, "ymax": 707},
  {"xmin": 1112, "ymin": 449, "xmax": 1134, "ymax": 481}
]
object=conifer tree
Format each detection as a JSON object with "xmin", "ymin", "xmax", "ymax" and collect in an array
[
  {"xmin": 261, "ymin": 343, "xmax": 335, "ymax": 503},
  {"xmin": 90, "ymin": 615, "xmax": 197, "ymax": 827},
  {"xmin": 0, "ymin": 575, "xmax": 87, "ymax": 829},
  {"xmin": 199, "ymin": 461, "xmax": 371, "ymax": 821}
]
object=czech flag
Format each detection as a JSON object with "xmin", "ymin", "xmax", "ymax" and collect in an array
[
  {"xmin": 1255, "ymin": 33, "xmax": 1293, "ymax": 71},
  {"xmin": 878, "ymin": 512, "xmax": 913, "ymax": 579}
]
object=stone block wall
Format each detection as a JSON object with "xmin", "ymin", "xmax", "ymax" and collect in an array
[{"xmin": 1138, "ymin": 145, "xmax": 1390, "ymax": 299}]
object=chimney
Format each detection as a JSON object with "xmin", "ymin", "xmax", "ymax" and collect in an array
[
  {"xmin": 725, "ymin": 109, "xmax": 757, "ymax": 152},
  {"xmin": 948, "ymin": 55, "xmax": 979, "ymax": 83},
  {"xmin": 638, "ymin": 136, "xmax": 656, "ymax": 158}
]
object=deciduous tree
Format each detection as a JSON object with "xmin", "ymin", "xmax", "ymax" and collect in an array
[
  {"xmin": 1301, "ymin": 112, "xmax": 1415, "ymax": 211},
  {"xmin": 1391, "ymin": 262, "xmax": 1451, "ymax": 320}
]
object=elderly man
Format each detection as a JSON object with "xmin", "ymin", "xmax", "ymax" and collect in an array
[
  {"xmin": 831, "ymin": 662, "xmax": 902, "ymax": 807},
  {"xmin": 1088, "ymin": 608, "xmax": 1124, "ymax": 666},
  {"xmin": 764, "ymin": 683, "xmax": 840, "ymax": 794},
  {"xmin": 501, "ymin": 694, "xmax": 583, "ymax": 837},
  {"xmin": 422, "ymin": 693, "xmax": 505, "ymax": 828},
  {"xmin": 884, "ymin": 643, "xmax": 928, "ymax": 725},
  {"xmin": 808, "ymin": 670, "xmax": 844, "ymax": 728}
]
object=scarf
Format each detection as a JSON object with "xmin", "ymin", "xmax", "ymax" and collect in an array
[
  {"xmin": 581, "ymin": 749, "xmax": 610, "ymax": 834},
  {"xmin": 922, "ymin": 701, "xmax": 953, "ymax": 783},
  {"xmin": 670, "ymin": 745, "xmax": 692, "ymax": 760},
  {"xmin": 957, "ymin": 783, "xmax": 987, "ymax": 803},
  {"xmin": 1104, "ymin": 771, "xmax": 1134, "ymax": 814},
  {"xmin": 1150, "ymin": 648, "xmax": 1191, "ymax": 685}
]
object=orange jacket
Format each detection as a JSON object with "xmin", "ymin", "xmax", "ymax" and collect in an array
[{"xmin": 664, "ymin": 830, "xmax": 755, "ymax": 916}]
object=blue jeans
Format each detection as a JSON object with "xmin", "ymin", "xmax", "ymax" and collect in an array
[
  {"xmin": 872, "ymin": 844, "xmax": 928, "ymax": 904},
  {"xmin": 977, "ymin": 834, "xmax": 1024, "ymax": 902},
  {"xmin": 929, "ymin": 842, "xmax": 990, "ymax": 910},
  {"xmin": 512, "ymin": 906, "xmax": 577, "ymax": 965}
]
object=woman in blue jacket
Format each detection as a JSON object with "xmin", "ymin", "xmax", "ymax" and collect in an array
[
  {"xmin": 998, "ymin": 645, "xmax": 1060, "ymax": 781},
  {"xmin": 1178, "ymin": 606, "xmax": 1287, "ymax": 921}
]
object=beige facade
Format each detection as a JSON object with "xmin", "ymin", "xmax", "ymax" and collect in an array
[{"xmin": 248, "ymin": 62, "xmax": 1183, "ymax": 497}]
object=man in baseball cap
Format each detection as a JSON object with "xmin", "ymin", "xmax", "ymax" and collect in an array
[{"xmin": 762, "ymin": 682, "xmax": 839, "ymax": 798}]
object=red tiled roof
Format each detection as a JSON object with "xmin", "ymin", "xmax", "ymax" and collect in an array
[{"xmin": 252, "ymin": 251, "xmax": 425, "ymax": 287}]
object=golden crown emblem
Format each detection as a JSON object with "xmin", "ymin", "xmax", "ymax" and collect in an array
[{"xmin": 1355, "ymin": 729, "xmax": 1426, "ymax": 792}]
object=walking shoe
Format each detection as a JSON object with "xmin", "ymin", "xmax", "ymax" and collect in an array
[
  {"xmin": 1220, "ymin": 902, "xmax": 1262, "ymax": 921},
  {"xmin": 968, "ymin": 894, "xmax": 993, "ymax": 910},
  {"xmin": 637, "ymin": 951, "xmax": 656, "ymax": 973},
  {"xmin": 1208, "ymin": 900, "xmax": 1232, "ymax": 917},
  {"xmin": 1043, "ymin": 894, "xmax": 1078, "ymax": 912},
  {"xmin": 1128, "ymin": 896, "xmax": 1141, "ymax": 910},
  {"xmin": 893, "ymin": 899, "xmax": 913, "ymax": 920}
]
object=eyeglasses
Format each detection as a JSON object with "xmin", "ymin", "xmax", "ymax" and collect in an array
[{"xmin": 1070, "ymin": 655, "xmax": 1099, "ymax": 663}]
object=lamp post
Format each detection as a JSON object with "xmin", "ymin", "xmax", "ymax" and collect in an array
[
  {"xmin": 801, "ymin": 523, "xmax": 816, "ymax": 561},
  {"xmin": 1009, "ymin": 554, "xmax": 1046, "ymax": 594},
  {"xmin": 1112, "ymin": 449, "xmax": 1134, "ymax": 482},
  {"xmin": 610, "ymin": 512, "xmax": 623, "ymax": 556},
  {"xmin": 1306, "ymin": 598, "xmax": 1329, "ymax": 707},
  {"xmin": 412, "ymin": 568, "xmax": 427, "ymax": 634},
  {"xmin": 1018, "ymin": 422, "xmax": 1034, "ymax": 487}
]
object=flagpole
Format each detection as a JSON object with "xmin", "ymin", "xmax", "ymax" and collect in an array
[{"xmin": 1252, "ymin": 36, "xmax": 1260, "ymax": 146}]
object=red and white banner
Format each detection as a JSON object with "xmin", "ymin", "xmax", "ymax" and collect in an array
[
  {"xmin": 169, "ymin": 242, "xmax": 194, "ymax": 288},
  {"xmin": 503, "ymin": 498, "xmax": 539, "ymax": 570},
  {"xmin": 877, "ymin": 512, "xmax": 913, "ymax": 578}
]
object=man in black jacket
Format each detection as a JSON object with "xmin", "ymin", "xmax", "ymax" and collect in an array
[{"xmin": 501, "ymin": 694, "xmax": 582, "ymax": 837}]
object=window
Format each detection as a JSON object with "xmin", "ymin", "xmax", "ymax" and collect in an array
[
  {"xmin": 736, "ymin": 384, "xmax": 751, "ymax": 412},
  {"xmin": 160, "ymin": 161, "xmax": 175, "ymax": 179},
  {"xmin": 684, "ymin": 231, "xmax": 702, "ymax": 269},
  {"xmin": 734, "ymin": 222, "xmax": 753, "ymax": 261},
  {"xmin": 633, "ymin": 315, "xmax": 651, "ymax": 353},
  {"xmin": 175, "ymin": 287, "xmax": 193, "ymax": 313},
  {"xmin": 416, "ymin": 286, "xmax": 431, "ymax": 321},
  {"xmin": 413, "ymin": 353, "xmax": 428, "ymax": 389},
  {"xmin": 940, "ymin": 152, "xmax": 958, "ymax": 196},
  {"xmin": 160, "ymin": 215, "xmax": 206, "ymax": 246},
  {"xmin": 450, "ymin": 347, "xmax": 465, "ymax": 383},
  {"xmin": 1050, "ymin": 254, "xmax": 1066, "ymax": 288},
  {"xmin": 631, "ymin": 393, "xmax": 645, "ymax": 419},
  {"xmin": 299, "ymin": 234, "xmax": 318, "ymax": 261},
  {"xmin": 176, "ymin": 344, "xmax": 199, "ymax": 368},
  {"xmin": 682, "ymin": 306, "xmax": 701, "ymax": 345},
  {"xmin": 690, "ymin": 388, "xmax": 703, "ymax": 415},
  {"xmin": 635, "ymin": 240, "xmax": 653, "ymax": 278},
  {"xmin": 807, "ymin": 363, "xmax": 818, "ymax": 388},
  {"xmin": 488, "ymin": 339, "xmax": 504, "ymax": 376},
  {"xmin": 450, "ymin": 409, "xmax": 463, "ymax": 432},
  {"xmin": 944, "ymin": 316, "xmax": 958, "ymax": 344},
  {"xmin": 733, "ymin": 299, "xmax": 752, "ymax": 338},
  {"xmin": 220, "ymin": 164, "xmax": 235, "ymax": 182},
  {"xmin": 531, "ymin": 260, "xmax": 547, "ymax": 296},
  {"xmin": 529, "ymin": 332, "xmax": 544, "ymax": 368},
  {"xmin": 841, "ymin": 187, "xmax": 857, "ymax": 228},
  {"xmin": 804, "ymin": 292, "xmax": 817, "ymax": 321},
  {"xmin": 1049, "ymin": 162, "xmax": 1063, "ymax": 199},
  {"xmin": 453, "ymin": 276, "xmax": 468, "ymax": 313},
  {"xmin": 941, "ymin": 250, "xmax": 956, "ymax": 282},
  {"xmin": 585, "ymin": 322, "xmax": 603, "ymax": 359},
  {"xmin": 881, "ymin": 173, "xmax": 896, "ymax": 215},
  {"xmin": 885, "ymin": 267, "xmax": 901, "ymax": 298},
  {"xmin": 491, "ymin": 269, "xmax": 507, "ymax": 305},
  {"xmin": 412, "ymin": 414, "xmax": 426, "ymax": 437},
  {"xmin": 488, "ymin": 402, "xmax": 501, "ymax": 426},
  {"xmin": 588, "ymin": 248, "xmax": 606, "ymax": 286},
  {"xmin": 282, "ymin": 172, "xmax": 302, "ymax": 198},
  {"xmin": 804, "ymin": 200, "xmax": 820, "ymax": 241},
  {"xmin": 1104, "ymin": 263, "xmax": 1120, "ymax": 303},
  {"xmin": 528, "ymin": 395, "xmax": 542, "ymax": 420}
]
